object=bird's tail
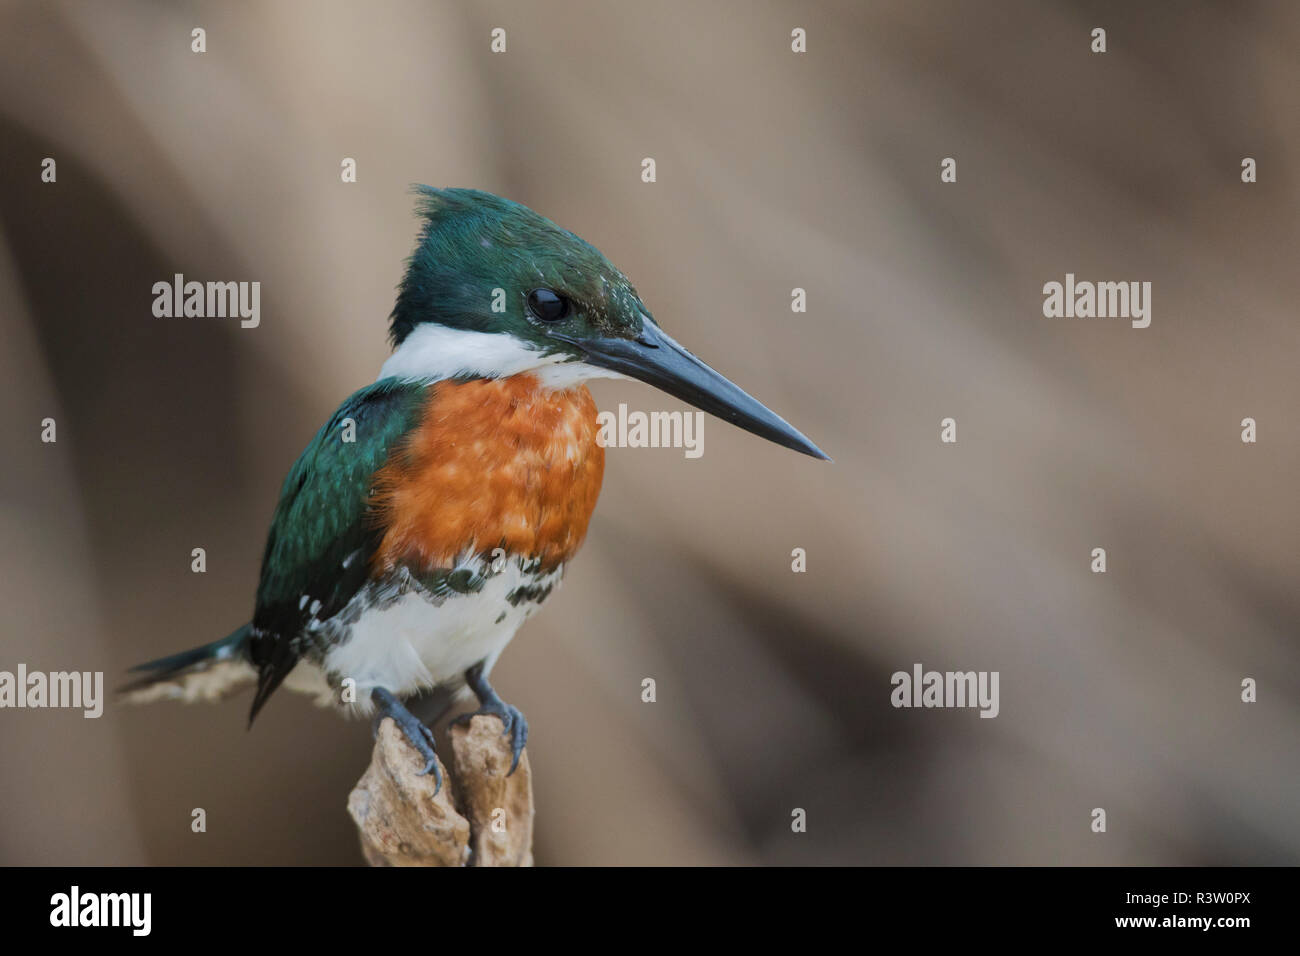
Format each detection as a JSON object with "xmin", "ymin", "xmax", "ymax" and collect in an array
[{"xmin": 119, "ymin": 624, "xmax": 257, "ymax": 704}]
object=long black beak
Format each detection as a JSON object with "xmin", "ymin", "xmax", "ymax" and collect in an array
[{"xmin": 558, "ymin": 319, "xmax": 830, "ymax": 460}]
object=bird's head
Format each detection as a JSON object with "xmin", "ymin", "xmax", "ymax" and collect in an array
[{"xmin": 383, "ymin": 186, "xmax": 828, "ymax": 460}]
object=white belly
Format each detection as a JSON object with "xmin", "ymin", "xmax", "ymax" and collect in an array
[{"xmin": 286, "ymin": 560, "xmax": 562, "ymax": 714}]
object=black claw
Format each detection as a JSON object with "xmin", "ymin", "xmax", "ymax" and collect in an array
[
  {"xmin": 506, "ymin": 706, "xmax": 528, "ymax": 774},
  {"xmin": 371, "ymin": 687, "xmax": 443, "ymax": 794},
  {"xmin": 454, "ymin": 663, "xmax": 529, "ymax": 775}
]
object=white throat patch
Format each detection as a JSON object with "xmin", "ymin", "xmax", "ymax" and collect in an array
[{"xmin": 378, "ymin": 324, "xmax": 627, "ymax": 388}]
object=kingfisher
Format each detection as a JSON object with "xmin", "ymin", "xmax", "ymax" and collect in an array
[{"xmin": 124, "ymin": 187, "xmax": 827, "ymax": 789}]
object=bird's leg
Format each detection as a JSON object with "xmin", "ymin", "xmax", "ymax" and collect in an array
[
  {"xmin": 451, "ymin": 662, "xmax": 528, "ymax": 775},
  {"xmin": 371, "ymin": 687, "xmax": 443, "ymax": 794}
]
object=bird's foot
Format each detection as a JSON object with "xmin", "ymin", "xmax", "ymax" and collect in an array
[
  {"xmin": 452, "ymin": 663, "xmax": 528, "ymax": 775},
  {"xmin": 371, "ymin": 687, "xmax": 443, "ymax": 794},
  {"xmin": 451, "ymin": 701, "xmax": 528, "ymax": 774}
]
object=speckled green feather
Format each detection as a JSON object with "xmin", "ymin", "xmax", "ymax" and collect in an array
[{"xmin": 247, "ymin": 379, "xmax": 426, "ymax": 706}]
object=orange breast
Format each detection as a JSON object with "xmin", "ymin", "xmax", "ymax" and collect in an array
[{"xmin": 369, "ymin": 374, "xmax": 605, "ymax": 575}]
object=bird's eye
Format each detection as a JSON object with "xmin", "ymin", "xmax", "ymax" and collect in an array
[{"xmin": 527, "ymin": 288, "xmax": 570, "ymax": 322}]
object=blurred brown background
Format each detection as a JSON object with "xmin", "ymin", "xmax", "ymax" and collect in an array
[{"xmin": 1, "ymin": 0, "xmax": 1297, "ymax": 865}]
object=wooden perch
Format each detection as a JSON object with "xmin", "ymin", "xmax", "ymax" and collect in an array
[{"xmin": 347, "ymin": 715, "xmax": 534, "ymax": 866}]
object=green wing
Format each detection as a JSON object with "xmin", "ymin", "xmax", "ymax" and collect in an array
[{"xmin": 247, "ymin": 379, "xmax": 427, "ymax": 720}]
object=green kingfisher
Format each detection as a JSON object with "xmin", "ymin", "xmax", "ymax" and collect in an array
[{"xmin": 124, "ymin": 187, "xmax": 827, "ymax": 790}]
